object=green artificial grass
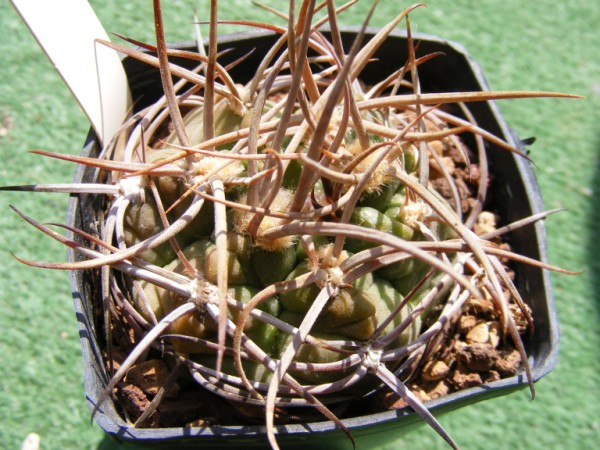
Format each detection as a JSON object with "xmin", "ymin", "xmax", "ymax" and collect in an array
[{"xmin": 1, "ymin": 1, "xmax": 599, "ymax": 449}]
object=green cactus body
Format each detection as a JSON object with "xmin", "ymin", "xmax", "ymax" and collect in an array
[{"xmin": 125, "ymin": 82, "xmax": 460, "ymax": 388}]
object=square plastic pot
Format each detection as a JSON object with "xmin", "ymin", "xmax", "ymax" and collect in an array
[{"xmin": 66, "ymin": 28, "xmax": 559, "ymax": 449}]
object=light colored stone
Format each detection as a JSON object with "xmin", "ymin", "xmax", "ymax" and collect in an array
[
  {"xmin": 422, "ymin": 360, "xmax": 450, "ymax": 381},
  {"xmin": 466, "ymin": 321, "xmax": 490, "ymax": 344}
]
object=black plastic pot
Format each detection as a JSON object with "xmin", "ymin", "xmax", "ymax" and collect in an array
[{"xmin": 67, "ymin": 28, "xmax": 558, "ymax": 449}]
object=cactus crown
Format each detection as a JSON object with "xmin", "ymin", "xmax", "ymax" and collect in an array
[{"xmin": 2, "ymin": 2, "xmax": 577, "ymax": 449}]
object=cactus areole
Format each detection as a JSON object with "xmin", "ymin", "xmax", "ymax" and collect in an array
[{"xmin": 7, "ymin": 3, "xmax": 573, "ymax": 450}]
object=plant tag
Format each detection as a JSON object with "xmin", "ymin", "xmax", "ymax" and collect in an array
[{"xmin": 11, "ymin": 0, "xmax": 132, "ymax": 146}]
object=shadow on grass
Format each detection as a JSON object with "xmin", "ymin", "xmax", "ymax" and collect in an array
[
  {"xmin": 588, "ymin": 133, "xmax": 600, "ymax": 318},
  {"xmin": 96, "ymin": 436, "xmax": 120, "ymax": 450},
  {"xmin": 97, "ymin": 435, "xmax": 140, "ymax": 450}
]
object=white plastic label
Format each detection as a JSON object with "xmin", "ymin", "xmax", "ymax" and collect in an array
[{"xmin": 11, "ymin": 0, "xmax": 132, "ymax": 145}]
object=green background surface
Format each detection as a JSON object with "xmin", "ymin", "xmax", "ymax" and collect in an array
[{"xmin": 1, "ymin": 1, "xmax": 599, "ymax": 449}]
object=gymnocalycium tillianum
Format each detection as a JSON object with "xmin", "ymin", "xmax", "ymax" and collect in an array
[{"xmin": 3, "ymin": 1, "xmax": 579, "ymax": 449}]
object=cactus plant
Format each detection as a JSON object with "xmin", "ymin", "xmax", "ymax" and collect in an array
[{"xmin": 2, "ymin": 1, "xmax": 578, "ymax": 449}]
